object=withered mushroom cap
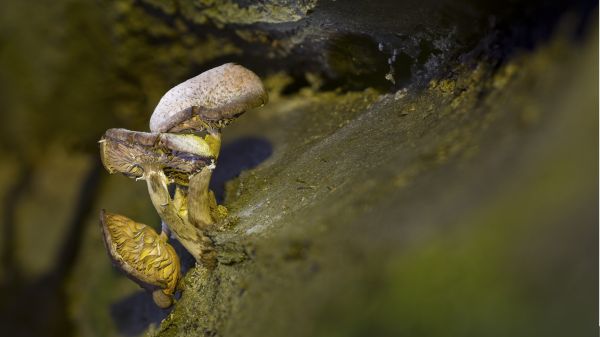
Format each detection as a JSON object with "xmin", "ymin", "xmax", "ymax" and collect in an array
[
  {"xmin": 149, "ymin": 63, "xmax": 268, "ymax": 133},
  {"xmin": 100, "ymin": 128, "xmax": 214, "ymax": 184},
  {"xmin": 99, "ymin": 210, "xmax": 181, "ymax": 299}
]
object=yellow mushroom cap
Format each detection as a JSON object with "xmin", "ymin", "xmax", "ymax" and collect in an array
[{"xmin": 99, "ymin": 210, "xmax": 181, "ymax": 299}]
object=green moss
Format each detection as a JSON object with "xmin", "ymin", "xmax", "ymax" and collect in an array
[{"xmin": 180, "ymin": 0, "xmax": 317, "ymax": 27}]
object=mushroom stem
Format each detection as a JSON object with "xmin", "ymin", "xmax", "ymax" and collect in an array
[
  {"xmin": 145, "ymin": 168, "xmax": 214, "ymax": 265},
  {"xmin": 188, "ymin": 131, "xmax": 221, "ymax": 230},
  {"xmin": 188, "ymin": 166, "xmax": 215, "ymax": 229},
  {"xmin": 152, "ymin": 289, "xmax": 173, "ymax": 309}
]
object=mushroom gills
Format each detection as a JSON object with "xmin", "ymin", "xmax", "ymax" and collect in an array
[
  {"xmin": 165, "ymin": 107, "xmax": 238, "ymax": 133},
  {"xmin": 100, "ymin": 128, "xmax": 214, "ymax": 185}
]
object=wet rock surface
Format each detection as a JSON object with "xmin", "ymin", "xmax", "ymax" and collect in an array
[{"xmin": 149, "ymin": 32, "xmax": 597, "ymax": 337}]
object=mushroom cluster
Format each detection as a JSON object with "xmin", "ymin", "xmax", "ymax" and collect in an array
[{"xmin": 98, "ymin": 64, "xmax": 267, "ymax": 308}]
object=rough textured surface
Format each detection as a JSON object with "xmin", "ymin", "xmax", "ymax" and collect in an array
[
  {"xmin": 177, "ymin": 0, "xmax": 318, "ymax": 26},
  {"xmin": 148, "ymin": 32, "xmax": 598, "ymax": 337}
]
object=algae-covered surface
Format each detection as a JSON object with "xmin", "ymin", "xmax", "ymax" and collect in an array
[{"xmin": 147, "ymin": 33, "xmax": 597, "ymax": 337}]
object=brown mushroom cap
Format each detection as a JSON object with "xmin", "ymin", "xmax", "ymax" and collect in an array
[
  {"xmin": 100, "ymin": 128, "xmax": 213, "ymax": 184},
  {"xmin": 149, "ymin": 63, "xmax": 268, "ymax": 133}
]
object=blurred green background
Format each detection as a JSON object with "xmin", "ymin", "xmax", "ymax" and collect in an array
[{"xmin": 0, "ymin": 1, "xmax": 596, "ymax": 337}]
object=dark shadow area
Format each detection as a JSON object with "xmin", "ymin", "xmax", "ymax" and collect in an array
[
  {"xmin": 170, "ymin": 237, "xmax": 196, "ymax": 275},
  {"xmin": 324, "ymin": 33, "xmax": 404, "ymax": 92},
  {"xmin": 210, "ymin": 137, "xmax": 273, "ymax": 203},
  {"xmin": 280, "ymin": 73, "xmax": 311, "ymax": 96},
  {"xmin": 110, "ymin": 291, "xmax": 172, "ymax": 337},
  {"xmin": 0, "ymin": 157, "xmax": 103, "ymax": 337},
  {"xmin": 0, "ymin": 159, "xmax": 32, "ymax": 285}
]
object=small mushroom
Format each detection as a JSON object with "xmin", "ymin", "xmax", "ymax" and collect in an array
[{"xmin": 100, "ymin": 210, "xmax": 180, "ymax": 308}]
